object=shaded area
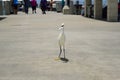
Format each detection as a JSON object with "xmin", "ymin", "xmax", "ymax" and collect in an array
[{"xmin": 0, "ymin": 17, "xmax": 6, "ymax": 21}]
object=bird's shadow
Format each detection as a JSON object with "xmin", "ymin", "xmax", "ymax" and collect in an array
[{"xmin": 60, "ymin": 57, "xmax": 69, "ymax": 63}]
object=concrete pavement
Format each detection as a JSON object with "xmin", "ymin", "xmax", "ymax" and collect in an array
[{"xmin": 0, "ymin": 9, "xmax": 120, "ymax": 80}]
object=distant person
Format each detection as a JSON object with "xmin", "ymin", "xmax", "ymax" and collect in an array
[
  {"xmin": 40, "ymin": 0, "xmax": 47, "ymax": 14},
  {"xmin": 12, "ymin": 0, "xmax": 19, "ymax": 14},
  {"xmin": 61, "ymin": 0, "xmax": 65, "ymax": 8},
  {"xmin": 50, "ymin": 0, "xmax": 53, "ymax": 11},
  {"xmin": 81, "ymin": 6, "xmax": 84, "ymax": 16},
  {"xmin": 24, "ymin": 0, "xmax": 30, "ymax": 14},
  {"xmin": 118, "ymin": 2, "xmax": 120, "ymax": 21},
  {"xmin": 31, "ymin": 0, "xmax": 37, "ymax": 14},
  {"xmin": 75, "ymin": 1, "xmax": 79, "ymax": 15}
]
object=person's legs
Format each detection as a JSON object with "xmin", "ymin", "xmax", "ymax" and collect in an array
[
  {"xmin": 32, "ymin": 6, "xmax": 34, "ymax": 14},
  {"xmin": 33, "ymin": 6, "xmax": 36, "ymax": 13},
  {"xmin": 13, "ymin": 4, "xmax": 18, "ymax": 14},
  {"xmin": 41, "ymin": 7, "xmax": 44, "ymax": 14},
  {"xmin": 118, "ymin": 14, "xmax": 120, "ymax": 21},
  {"xmin": 24, "ymin": 5, "xmax": 28, "ymax": 14},
  {"xmin": 34, "ymin": 6, "xmax": 36, "ymax": 13},
  {"xmin": 43, "ymin": 7, "xmax": 46, "ymax": 14},
  {"xmin": 43, "ymin": 10, "xmax": 46, "ymax": 14}
]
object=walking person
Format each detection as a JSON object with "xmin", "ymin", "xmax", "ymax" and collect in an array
[
  {"xmin": 40, "ymin": 0, "xmax": 47, "ymax": 14},
  {"xmin": 50, "ymin": 0, "xmax": 53, "ymax": 11},
  {"xmin": 118, "ymin": 2, "xmax": 120, "ymax": 21},
  {"xmin": 12, "ymin": 0, "xmax": 19, "ymax": 14},
  {"xmin": 31, "ymin": 0, "xmax": 37, "ymax": 14},
  {"xmin": 24, "ymin": 0, "xmax": 30, "ymax": 14}
]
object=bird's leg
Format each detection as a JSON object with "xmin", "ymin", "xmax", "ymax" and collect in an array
[
  {"xmin": 58, "ymin": 46, "xmax": 62, "ymax": 58},
  {"xmin": 63, "ymin": 48, "xmax": 66, "ymax": 59}
]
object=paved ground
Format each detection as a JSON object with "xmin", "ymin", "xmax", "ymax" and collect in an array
[{"xmin": 0, "ymin": 9, "xmax": 120, "ymax": 80}]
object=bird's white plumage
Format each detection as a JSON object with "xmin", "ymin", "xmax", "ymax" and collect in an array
[
  {"xmin": 58, "ymin": 23, "xmax": 65, "ymax": 48},
  {"xmin": 61, "ymin": 23, "xmax": 64, "ymax": 27},
  {"xmin": 57, "ymin": 23, "xmax": 66, "ymax": 58}
]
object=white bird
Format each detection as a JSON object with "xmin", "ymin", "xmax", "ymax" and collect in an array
[{"xmin": 58, "ymin": 23, "xmax": 66, "ymax": 59}]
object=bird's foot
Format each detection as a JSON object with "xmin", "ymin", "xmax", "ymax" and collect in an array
[{"xmin": 54, "ymin": 57, "xmax": 61, "ymax": 61}]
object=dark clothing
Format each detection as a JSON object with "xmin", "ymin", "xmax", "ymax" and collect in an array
[
  {"xmin": 13, "ymin": 4, "xmax": 18, "ymax": 9},
  {"xmin": 24, "ymin": 0, "xmax": 29, "ymax": 14},
  {"xmin": 32, "ymin": 6, "xmax": 36, "ymax": 10},
  {"xmin": 31, "ymin": 0, "xmax": 37, "ymax": 6},
  {"xmin": 13, "ymin": 0, "xmax": 18, "ymax": 5},
  {"xmin": 62, "ymin": 0, "xmax": 64, "ymax": 8},
  {"xmin": 40, "ymin": 0, "xmax": 47, "ymax": 14},
  {"xmin": 31, "ymin": 0, "xmax": 37, "ymax": 13},
  {"xmin": 118, "ymin": 3, "xmax": 120, "ymax": 21},
  {"xmin": 32, "ymin": 6, "xmax": 36, "ymax": 13},
  {"xmin": 12, "ymin": 0, "xmax": 18, "ymax": 14}
]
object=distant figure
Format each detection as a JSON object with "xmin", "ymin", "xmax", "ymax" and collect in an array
[
  {"xmin": 118, "ymin": 2, "xmax": 120, "ymax": 21},
  {"xmin": 40, "ymin": 0, "xmax": 47, "ymax": 14},
  {"xmin": 31, "ymin": 0, "xmax": 37, "ymax": 14},
  {"xmin": 13, "ymin": 0, "xmax": 19, "ymax": 14},
  {"xmin": 24, "ymin": 0, "xmax": 29, "ymax": 14},
  {"xmin": 50, "ymin": 0, "xmax": 53, "ymax": 11},
  {"xmin": 75, "ymin": 0, "xmax": 79, "ymax": 15},
  {"xmin": 61, "ymin": 0, "xmax": 65, "ymax": 8},
  {"xmin": 81, "ymin": 5, "xmax": 84, "ymax": 16}
]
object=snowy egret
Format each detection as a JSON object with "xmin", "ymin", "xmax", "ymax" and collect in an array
[{"xmin": 58, "ymin": 23, "xmax": 66, "ymax": 59}]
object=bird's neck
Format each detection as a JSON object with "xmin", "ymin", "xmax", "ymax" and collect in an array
[{"xmin": 61, "ymin": 28, "xmax": 64, "ymax": 33}]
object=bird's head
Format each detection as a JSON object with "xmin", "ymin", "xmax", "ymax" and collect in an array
[
  {"xmin": 61, "ymin": 23, "xmax": 64, "ymax": 27},
  {"xmin": 57, "ymin": 23, "xmax": 64, "ymax": 30}
]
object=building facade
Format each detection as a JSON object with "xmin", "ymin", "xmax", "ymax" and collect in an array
[{"xmin": 65, "ymin": 0, "xmax": 118, "ymax": 22}]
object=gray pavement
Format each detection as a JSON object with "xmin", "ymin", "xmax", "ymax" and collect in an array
[{"xmin": 0, "ymin": 9, "xmax": 120, "ymax": 80}]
